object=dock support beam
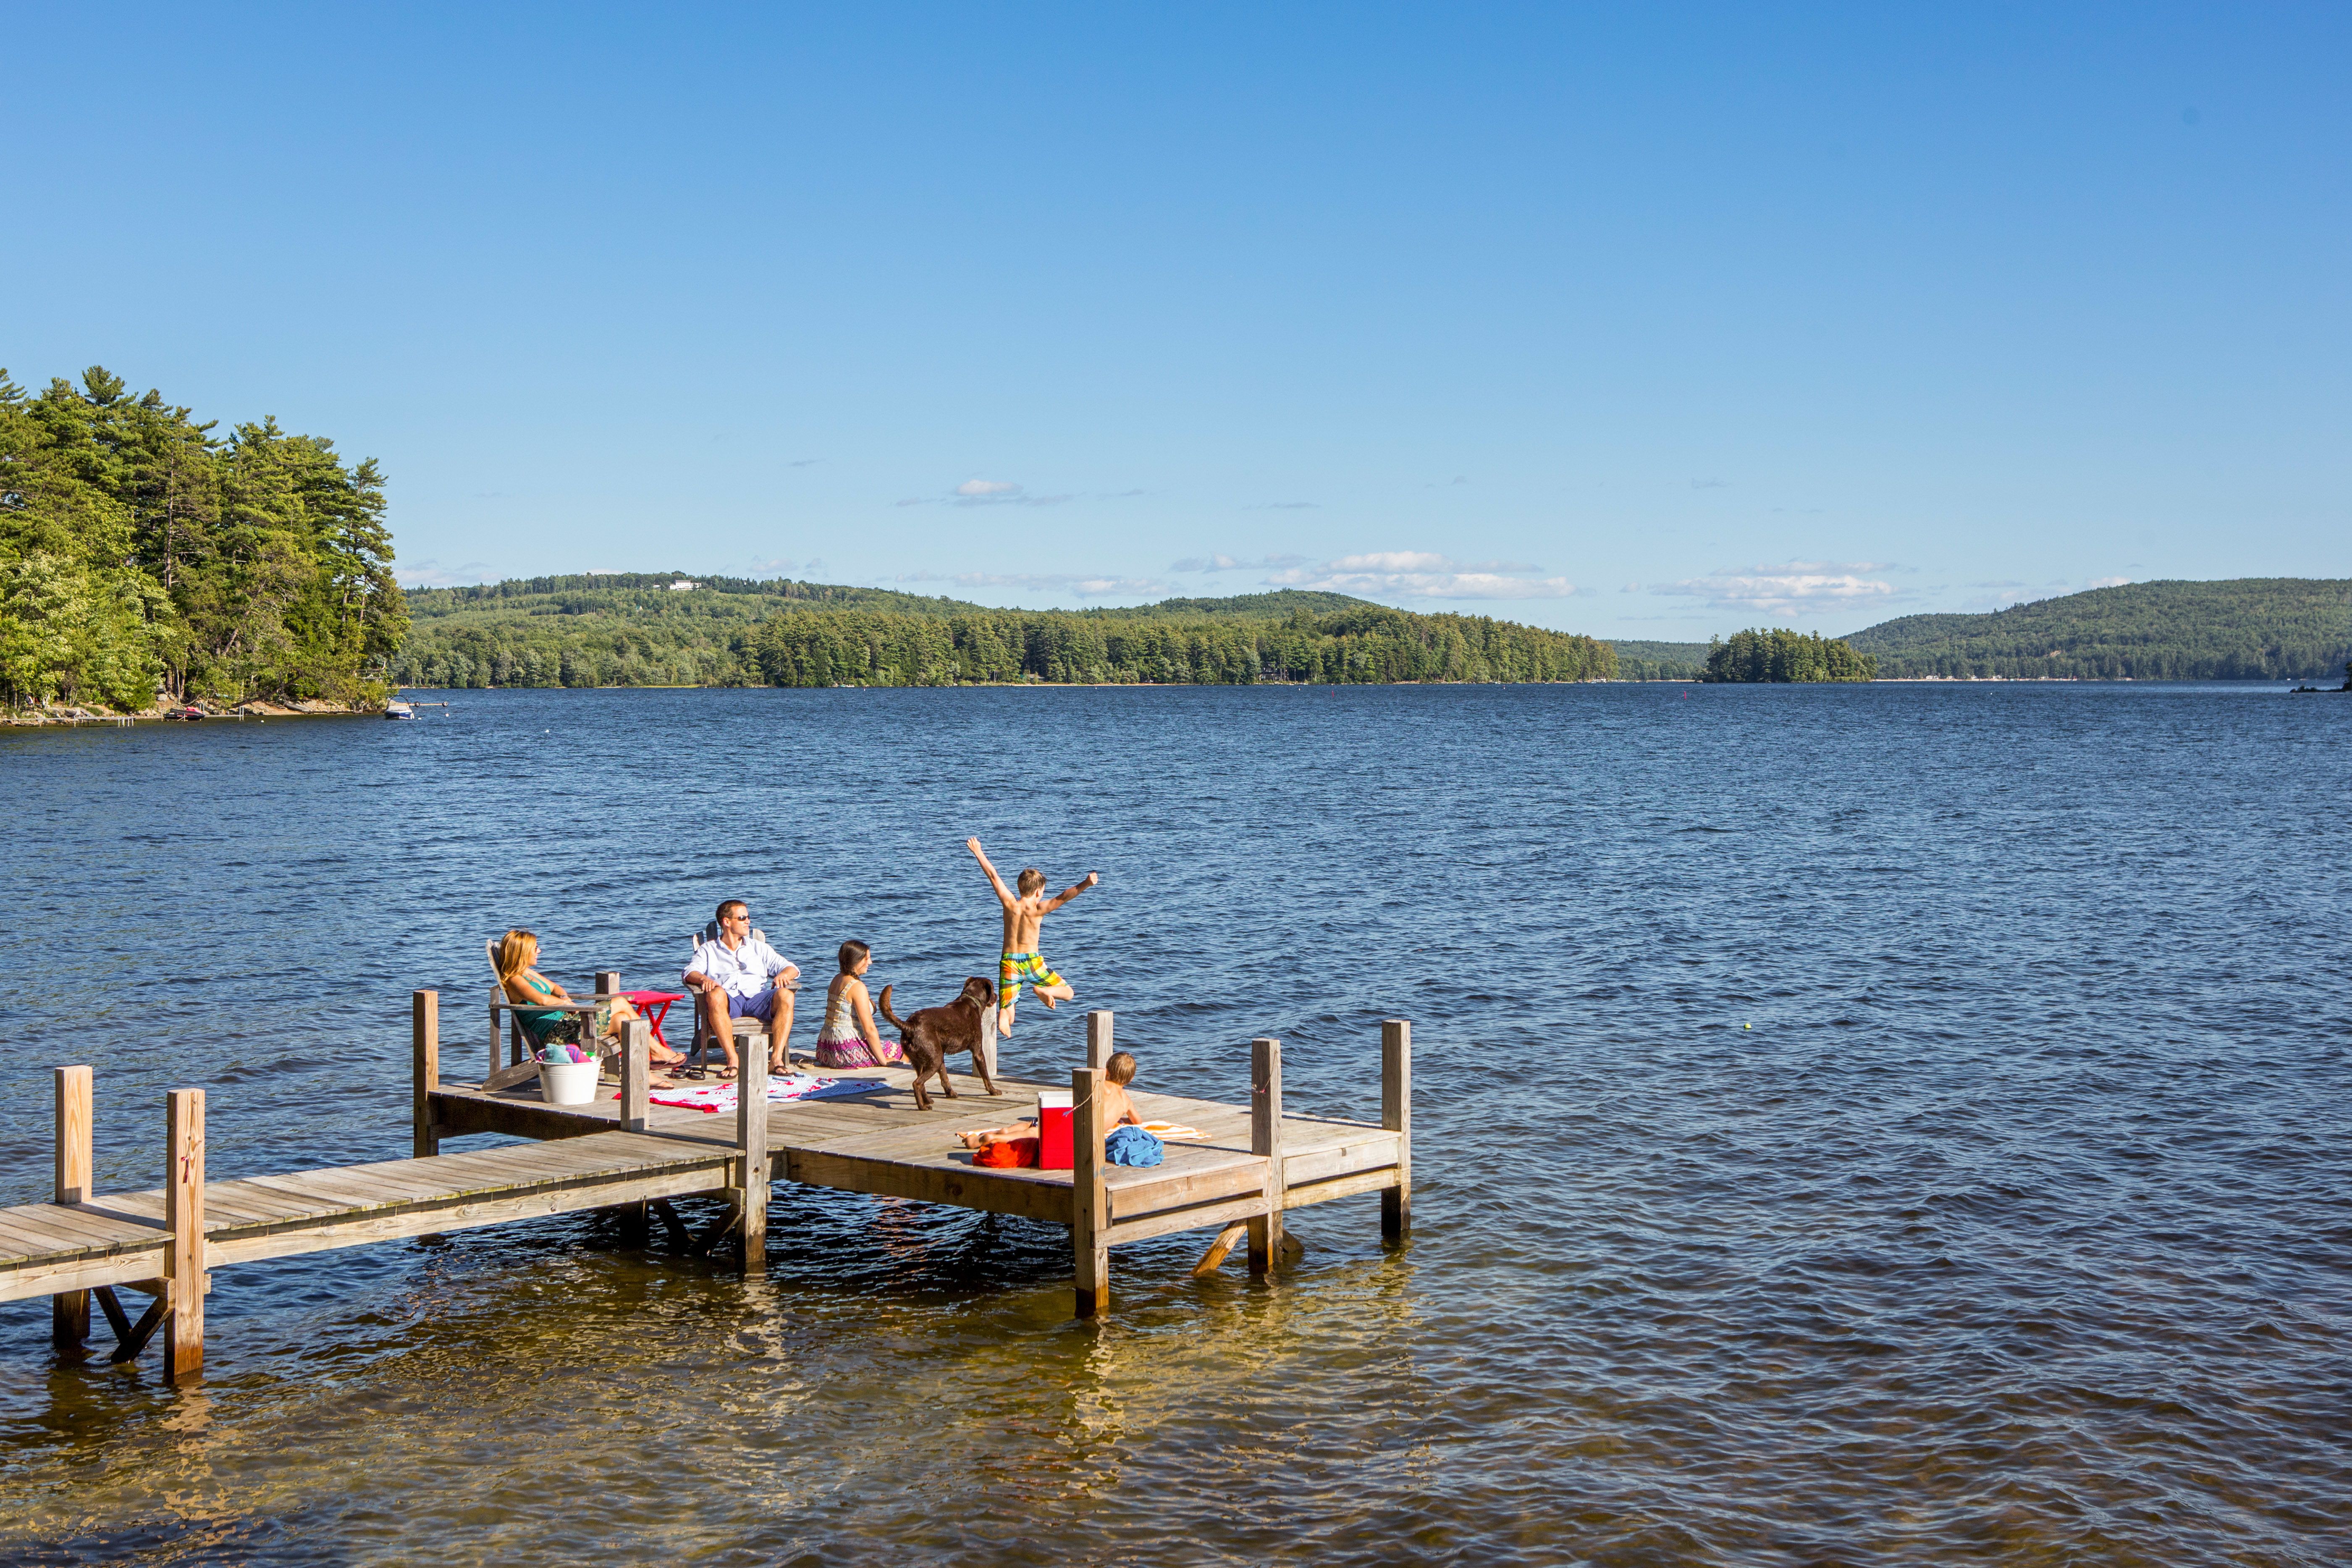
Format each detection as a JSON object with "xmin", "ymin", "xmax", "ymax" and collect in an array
[
  {"xmin": 1248, "ymin": 1038, "xmax": 1284, "ymax": 1276},
  {"xmin": 1086, "ymin": 1010, "xmax": 1114, "ymax": 1072},
  {"xmin": 1072, "ymin": 1066, "xmax": 1108, "ymax": 1317},
  {"xmin": 165, "ymin": 1089, "xmax": 204, "ymax": 1384},
  {"xmin": 1382, "ymin": 1019, "xmax": 1411, "ymax": 1243},
  {"xmin": 736, "ymin": 1043, "xmax": 767, "ymax": 1272},
  {"xmin": 412, "ymin": 991, "xmax": 440, "ymax": 1158},
  {"xmin": 53, "ymin": 1066, "xmax": 92, "ymax": 1354}
]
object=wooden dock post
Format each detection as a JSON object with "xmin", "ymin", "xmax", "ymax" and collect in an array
[
  {"xmin": 1086, "ymin": 1010, "xmax": 1114, "ymax": 1072},
  {"xmin": 616, "ymin": 1017, "xmax": 652, "ymax": 1247},
  {"xmin": 1072, "ymin": 1065, "xmax": 1108, "ymax": 1318},
  {"xmin": 165, "ymin": 1089, "xmax": 204, "ymax": 1384},
  {"xmin": 1382, "ymin": 1018, "xmax": 1411, "ymax": 1242},
  {"xmin": 736, "ymin": 1043, "xmax": 768, "ymax": 1272},
  {"xmin": 1248, "ymin": 1038, "xmax": 1284, "ymax": 1276},
  {"xmin": 619, "ymin": 1018, "xmax": 649, "ymax": 1132},
  {"xmin": 412, "ymin": 991, "xmax": 441, "ymax": 1158},
  {"xmin": 53, "ymin": 1066, "xmax": 92, "ymax": 1353}
]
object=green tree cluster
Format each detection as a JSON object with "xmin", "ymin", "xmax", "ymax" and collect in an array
[
  {"xmin": 390, "ymin": 575, "xmax": 1613, "ymax": 687},
  {"xmin": 1608, "ymin": 640, "xmax": 1711, "ymax": 680},
  {"xmin": 0, "ymin": 367, "xmax": 404, "ymax": 711},
  {"xmin": 1703, "ymin": 628, "xmax": 1877, "ymax": 683},
  {"xmin": 1844, "ymin": 579, "xmax": 2352, "ymax": 680},
  {"xmin": 752, "ymin": 602, "xmax": 1611, "ymax": 686}
]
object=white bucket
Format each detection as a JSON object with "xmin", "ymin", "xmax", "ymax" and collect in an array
[{"xmin": 538, "ymin": 1057, "xmax": 600, "ymax": 1106}]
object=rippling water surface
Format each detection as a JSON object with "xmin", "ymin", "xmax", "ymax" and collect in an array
[{"xmin": 2, "ymin": 684, "xmax": 2347, "ymax": 1565}]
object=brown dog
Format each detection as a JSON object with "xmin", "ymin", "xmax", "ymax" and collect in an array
[{"xmin": 877, "ymin": 977, "xmax": 1000, "ymax": 1112}]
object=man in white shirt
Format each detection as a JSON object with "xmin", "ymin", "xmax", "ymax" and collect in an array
[{"xmin": 682, "ymin": 899, "xmax": 799, "ymax": 1075}]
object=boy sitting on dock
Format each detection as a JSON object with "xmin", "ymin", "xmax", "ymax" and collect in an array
[{"xmin": 965, "ymin": 836, "xmax": 1097, "ymax": 1034}]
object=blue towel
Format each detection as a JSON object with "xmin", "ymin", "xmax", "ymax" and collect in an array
[{"xmin": 1104, "ymin": 1125, "xmax": 1164, "ymax": 1166}]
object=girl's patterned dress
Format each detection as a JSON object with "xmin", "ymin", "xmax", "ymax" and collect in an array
[{"xmin": 814, "ymin": 982, "xmax": 907, "ymax": 1069}]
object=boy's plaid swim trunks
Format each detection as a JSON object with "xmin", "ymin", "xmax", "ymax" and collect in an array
[{"xmin": 999, "ymin": 951, "xmax": 1065, "ymax": 1006}]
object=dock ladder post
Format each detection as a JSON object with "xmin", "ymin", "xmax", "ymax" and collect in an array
[
  {"xmin": 52, "ymin": 1066, "xmax": 92, "ymax": 1354},
  {"xmin": 1072, "ymin": 1065, "xmax": 1108, "ymax": 1318},
  {"xmin": 1248, "ymin": 1038, "xmax": 1285, "ymax": 1275},
  {"xmin": 736, "ymin": 1044, "xmax": 768, "ymax": 1272},
  {"xmin": 412, "ymin": 991, "xmax": 440, "ymax": 1158},
  {"xmin": 164, "ymin": 1089, "xmax": 205, "ymax": 1384},
  {"xmin": 616, "ymin": 1019, "xmax": 652, "ymax": 1248},
  {"xmin": 1382, "ymin": 1019, "xmax": 1411, "ymax": 1242}
]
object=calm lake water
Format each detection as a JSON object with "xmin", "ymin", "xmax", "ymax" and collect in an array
[{"xmin": 2, "ymin": 684, "xmax": 2347, "ymax": 1566}]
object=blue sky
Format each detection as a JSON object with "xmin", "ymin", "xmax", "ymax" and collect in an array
[{"xmin": 10, "ymin": 3, "xmax": 2348, "ymax": 638}]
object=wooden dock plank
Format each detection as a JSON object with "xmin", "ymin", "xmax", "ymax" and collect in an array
[
  {"xmin": 0, "ymin": 1206, "xmax": 163, "ymax": 1261},
  {"xmin": 210, "ymin": 1161, "xmax": 733, "ymax": 1267}
]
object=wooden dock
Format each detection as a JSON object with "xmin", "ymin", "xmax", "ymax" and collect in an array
[{"xmin": 3, "ymin": 991, "xmax": 1410, "ymax": 1382}]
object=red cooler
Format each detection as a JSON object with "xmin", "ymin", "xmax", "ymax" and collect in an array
[{"xmin": 1037, "ymin": 1089, "xmax": 1073, "ymax": 1169}]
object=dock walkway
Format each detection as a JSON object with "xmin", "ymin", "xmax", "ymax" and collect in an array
[{"xmin": 4, "ymin": 991, "xmax": 1410, "ymax": 1383}]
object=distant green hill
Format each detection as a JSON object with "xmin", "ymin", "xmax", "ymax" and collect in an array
[
  {"xmin": 1608, "ymin": 640, "xmax": 1710, "ymax": 681},
  {"xmin": 391, "ymin": 575, "xmax": 1614, "ymax": 687},
  {"xmin": 1845, "ymin": 578, "xmax": 2352, "ymax": 681}
]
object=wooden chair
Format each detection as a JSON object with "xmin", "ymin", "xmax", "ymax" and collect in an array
[
  {"xmin": 483, "ymin": 939, "xmax": 615, "ymax": 1090},
  {"xmin": 684, "ymin": 926, "xmax": 800, "ymax": 1074}
]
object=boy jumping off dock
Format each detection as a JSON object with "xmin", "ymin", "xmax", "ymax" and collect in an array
[{"xmin": 966, "ymin": 836, "xmax": 1097, "ymax": 1034}]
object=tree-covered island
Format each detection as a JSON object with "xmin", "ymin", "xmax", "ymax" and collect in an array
[
  {"xmin": 0, "ymin": 367, "xmax": 404, "ymax": 711},
  {"xmin": 1702, "ymin": 628, "xmax": 1877, "ymax": 682}
]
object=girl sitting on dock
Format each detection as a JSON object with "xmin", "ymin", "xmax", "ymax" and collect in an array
[
  {"xmin": 495, "ymin": 929, "xmax": 675, "ymax": 1077},
  {"xmin": 813, "ymin": 940, "xmax": 909, "ymax": 1070}
]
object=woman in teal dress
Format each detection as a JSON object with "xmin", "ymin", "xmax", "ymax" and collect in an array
[{"xmin": 494, "ymin": 928, "xmax": 679, "ymax": 1075}]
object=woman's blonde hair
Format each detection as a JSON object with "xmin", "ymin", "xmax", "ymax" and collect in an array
[{"xmin": 496, "ymin": 929, "xmax": 539, "ymax": 991}]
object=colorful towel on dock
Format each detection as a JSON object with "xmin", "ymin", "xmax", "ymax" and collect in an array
[
  {"xmin": 1140, "ymin": 1122, "xmax": 1206, "ymax": 1141},
  {"xmin": 645, "ymin": 1075, "xmax": 887, "ymax": 1114}
]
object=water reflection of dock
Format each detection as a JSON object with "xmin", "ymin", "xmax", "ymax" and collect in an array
[{"xmin": 2, "ymin": 995, "xmax": 1409, "ymax": 1383}]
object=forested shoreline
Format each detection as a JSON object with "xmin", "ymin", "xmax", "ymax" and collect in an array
[
  {"xmin": 0, "ymin": 367, "xmax": 404, "ymax": 711},
  {"xmin": 392, "ymin": 576, "xmax": 1615, "ymax": 687}
]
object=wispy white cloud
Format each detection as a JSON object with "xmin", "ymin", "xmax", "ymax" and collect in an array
[
  {"xmin": 787, "ymin": 458, "xmax": 821, "ymax": 468},
  {"xmin": 1658, "ymin": 561, "xmax": 1899, "ymax": 615},
  {"xmin": 2088, "ymin": 575, "xmax": 2133, "ymax": 589},
  {"xmin": 1265, "ymin": 551, "xmax": 1578, "ymax": 601},
  {"xmin": 750, "ymin": 556, "xmax": 796, "ymax": 573},
  {"xmin": 895, "ymin": 479, "xmax": 1074, "ymax": 509},
  {"xmin": 397, "ymin": 559, "xmax": 498, "ymax": 587},
  {"xmin": 1691, "ymin": 477, "xmax": 1729, "ymax": 490},
  {"xmin": 1170, "ymin": 553, "xmax": 1310, "ymax": 573},
  {"xmin": 956, "ymin": 571, "xmax": 1165, "ymax": 598}
]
